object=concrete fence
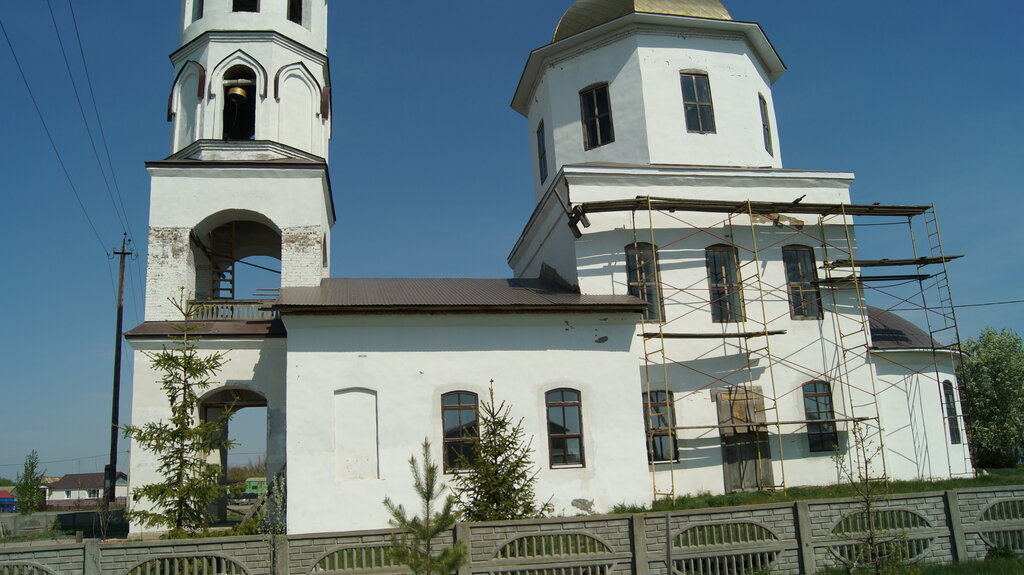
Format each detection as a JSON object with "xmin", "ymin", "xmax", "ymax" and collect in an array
[{"xmin": 2, "ymin": 486, "xmax": 1022, "ymax": 575}]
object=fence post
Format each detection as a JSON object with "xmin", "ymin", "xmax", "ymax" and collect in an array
[
  {"xmin": 83, "ymin": 539, "xmax": 101, "ymax": 575},
  {"xmin": 795, "ymin": 502, "xmax": 816, "ymax": 575},
  {"xmin": 273, "ymin": 534, "xmax": 290, "ymax": 575},
  {"xmin": 455, "ymin": 523, "xmax": 472, "ymax": 575},
  {"xmin": 945, "ymin": 490, "xmax": 967, "ymax": 563},
  {"xmin": 631, "ymin": 514, "xmax": 649, "ymax": 575}
]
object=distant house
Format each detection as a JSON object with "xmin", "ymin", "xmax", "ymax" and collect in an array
[
  {"xmin": 45, "ymin": 472, "xmax": 128, "ymax": 508},
  {"xmin": 0, "ymin": 489, "xmax": 14, "ymax": 513},
  {"xmin": 244, "ymin": 477, "xmax": 267, "ymax": 496}
]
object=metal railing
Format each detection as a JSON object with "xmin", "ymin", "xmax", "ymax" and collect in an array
[{"xmin": 190, "ymin": 299, "xmax": 278, "ymax": 321}]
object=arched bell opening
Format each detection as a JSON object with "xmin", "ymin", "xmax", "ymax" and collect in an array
[
  {"xmin": 222, "ymin": 65, "xmax": 257, "ymax": 140},
  {"xmin": 191, "ymin": 211, "xmax": 282, "ymax": 318},
  {"xmin": 200, "ymin": 387, "xmax": 269, "ymax": 524}
]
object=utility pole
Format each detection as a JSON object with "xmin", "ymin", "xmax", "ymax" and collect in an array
[{"xmin": 104, "ymin": 235, "xmax": 133, "ymax": 505}]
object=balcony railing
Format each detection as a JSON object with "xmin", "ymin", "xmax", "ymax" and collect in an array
[{"xmin": 190, "ymin": 299, "xmax": 279, "ymax": 321}]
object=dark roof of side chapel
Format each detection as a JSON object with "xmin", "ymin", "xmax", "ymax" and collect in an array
[
  {"xmin": 867, "ymin": 306, "xmax": 937, "ymax": 350},
  {"xmin": 272, "ymin": 278, "xmax": 645, "ymax": 314}
]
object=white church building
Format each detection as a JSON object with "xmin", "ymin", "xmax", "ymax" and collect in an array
[{"xmin": 126, "ymin": 0, "xmax": 973, "ymax": 535}]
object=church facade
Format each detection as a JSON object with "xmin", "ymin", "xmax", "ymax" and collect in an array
[{"xmin": 127, "ymin": 0, "xmax": 972, "ymax": 535}]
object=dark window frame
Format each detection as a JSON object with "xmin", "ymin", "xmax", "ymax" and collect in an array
[
  {"xmin": 681, "ymin": 73, "xmax": 716, "ymax": 133},
  {"xmin": 546, "ymin": 388, "xmax": 585, "ymax": 467},
  {"xmin": 192, "ymin": 0, "xmax": 204, "ymax": 22},
  {"xmin": 233, "ymin": 0, "xmax": 259, "ymax": 13},
  {"xmin": 626, "ymin": 242, "xmax": 665, "ymax": 322},
  {"xmin": 803, "ymin": 381, "xmax": 839, "ymax": 452},
  {"xmin": 441, "ymin": 391, "xmax": 479, "ymax": 472},
  {"xmin": 537, "ymin": 121, "xmax": 548, "ymax": 183},
  {"xmin": 782, "ymin": 245, "xmax": 823, "ymax": 320},
  {"xmin": 759, "ymin": 94, "xmax": 773, "ymax": 156},
  {"xmin": 579, "ymin": 84, "xmax": 614, "ymax": 150},
  {"xmin": 943, "ymin": 381, "xmax": 963, "ymax": 445},
  {"xmin": 643, "ymin": 390, "xmax": 677, "ymax": 462},
  {"xmin": 705, "ymin": 244, "xmax": 744, "ymax": 323}
]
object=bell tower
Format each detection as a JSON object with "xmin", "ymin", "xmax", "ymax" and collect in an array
[{"xmin": 145, "ymin": 0, "xmax": 334, "ymax": 320}]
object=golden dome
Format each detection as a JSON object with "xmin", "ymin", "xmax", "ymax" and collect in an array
[{"xmin": 553, "ymin": 0, "xmax": 732, "ymax": 42}]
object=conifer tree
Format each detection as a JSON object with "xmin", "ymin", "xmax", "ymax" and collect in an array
[
  {"xmin": 14, "ymin": 450, "xmax": 45, "ymax": 515},
  {"xmin": 384, "ymin": 440, "xmax": 466, "ymax": 575},
  {"xmin": 450, "ymin": 385, "xmax": 549, "ymax": 522},
  {"xmin": 123, "ymin": 293, "xmax": 234, "ymax": 537}
]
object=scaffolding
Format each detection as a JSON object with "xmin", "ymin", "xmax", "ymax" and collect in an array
[{"xmin": 574, "ymin": 197, "xmax": 968, "ymax": 500}]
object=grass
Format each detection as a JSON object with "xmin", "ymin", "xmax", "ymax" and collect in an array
[
  {"xmin": 818, "ymin": 557, "xmax": 1024, "ymax": 574},
  {"xmin": 613, "ymin": 467, "xmax": 1024, "ymax": 513}
]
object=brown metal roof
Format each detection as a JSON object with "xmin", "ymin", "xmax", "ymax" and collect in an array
[
  {"xmin": 125, "ymin": 319, "xmax": 286, "ymax": 339},
  {"xmin": 48, "ymin": 472, "xmax": 126, "ymax": 491},
  {"xmin": 867, "ymin": 307, "xmax": 937, "ymax": 350},
  {"xmin": 272, "ymin": 278, "xmax": 645, "ymax": 314}
]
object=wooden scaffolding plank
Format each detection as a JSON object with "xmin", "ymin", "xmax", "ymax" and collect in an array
[
  {"xmin": 575, "ymin": 198, "xmax": 932, "ymax": 217},
  {"xmin": 824, "ymin": 255, "xmax": 964, "ymax": 269},
  {"xmin": 641, "ymin": 330, "xmax": 787, "ymax": 339}
]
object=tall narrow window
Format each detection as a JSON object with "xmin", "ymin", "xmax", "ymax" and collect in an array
[
  {"xmin": 547, "ymin": 389, "xmax": 584, "ymax": 466},
  {"xmin": 536, "ymin": 121, "xmax": 548, "ymax": 183},
  {"xmin": 626, "ymin": 242, "xmax": 664, "ymax": 322},
  {"xmin": 681, "ymin": 73, "xmax": 716, "ymax": 133},
  {"xmin": 288, "ymin": 0, "xmax": 303, "ymax": 24},
  {"xmin": 706, "ymin": 245, "xmax": 743, "ymax": 322},
  {"xmin": 233, "ymin": 0, "xmax": 259, "ymax": 12},
  {"xmin": 803, "ymin": 381, "xmax": 838, "ymax": 452},
  {"xmin": 441, "ymin": 391, "xmax": 478, "ymax": 471},
  {"xmin": 192, "ymin": 0, "xmax": 204, "ymax": 22},
  {"xmin": 943, "ymin": 381, "xmax": 962, "ymax": 445},
  {"xmin": 783, "ymin": 245, "xmax": 822, "ymax": 320},
  {"xmin": 643, "ymin": 391, "xmax": 676, "ymax": 462},
  {"xmin": 580, "ymin": 84, "xmax": 614, "ymax": 149},
  {"xmin": 222, "ymin": 66, "xmax": 257, "ymax": 140},
  {"xmin": 759, "ymin": 94, "xmax": 773, "ymax": 156}
]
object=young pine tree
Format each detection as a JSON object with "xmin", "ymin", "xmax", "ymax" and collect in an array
[
  {"xmin": 450, "ymin": 385, "xmax": 549, "ymax": 522},
  {"xmin": 384, "ymin": 440, "xmax": 466, "ymax": 575},
  {"xmin": 123, "ymin": 294, "xmax": 235, "ymax": 537}
]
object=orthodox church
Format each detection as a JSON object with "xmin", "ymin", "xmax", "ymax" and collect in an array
[{"xmin": 126, "ymin": 0, "xmax": 972, "ymax": 535}]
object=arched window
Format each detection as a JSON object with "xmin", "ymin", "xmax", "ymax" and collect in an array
[
  {"xmin": 626, "ymin": 242, "xmax": 664, "ymax": 322},
  {"xmin": 803, "ymin": 381, "xmax": 838, "ymax": 452},
  {"xmin": 705, "ymin": 245, "xmax": 744, "ymax": 322},
  {"xmin": 441, "ymin": 391, "xmax": 478, "ymax": 471},
  {"xmin": 782, "ymin": 245, "xmax": 822, "ymax": 319},
  {"xmin": 943, "ymin": 381, "xmax": 962, "ymax": 445},
  {"xmin": 546, "ymin": 389, "xmax": 584, "ymax": 466},
  {"xmin": 222, "ymin": 65, "xmax": 257, "ymax": 140},
  {"xmin": 643, "ymin": 391, "xmax": 676, "ymax": 462}
]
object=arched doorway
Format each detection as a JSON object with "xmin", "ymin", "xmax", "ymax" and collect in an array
[{"xmin": 201, "ymin": 387, "xmax": 268, "ymax": 523}]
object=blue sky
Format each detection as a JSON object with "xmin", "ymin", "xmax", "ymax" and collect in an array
[{"xmin": 0, "ymin": 1, "xmax": 1020, "ymax": 478}]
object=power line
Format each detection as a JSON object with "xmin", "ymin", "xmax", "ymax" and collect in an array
[
  {"xmin": 46, "ymin": 0, "xmax": 129, "ymax": 236},
  {"xmin": 0, "ymin": 451, "xmax": 130, "ymax": 468},
  {"xmin": 0, "ymin": 19, "xmax": 109, "ymax": 255},
  {"xmin": 66, "ymin": 0, "xmax": 147, "ymax": 317},
  {"xmin": 887, "ymin": 298, "xmax": 1024, "ymax": 312},
  {"xmin": 66, "ymin": 0, "xmax": 136, "ymax": 243}
]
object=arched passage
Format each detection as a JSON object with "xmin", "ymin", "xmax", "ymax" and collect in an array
[
  {"xmin": 191, "ymin": 210, "xmax": 282, "ymax": 306},
  {"xmin": 201, "ymin": 387, "xmax": 269, "ymax": 523}
]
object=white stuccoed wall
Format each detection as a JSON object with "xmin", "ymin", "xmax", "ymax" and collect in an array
[
  {"xmin": 126, "ymin": 338, "xmax": 287, "ymax": 535},
  {"xmin": 520, "ymin": 18, "xmax": 784, "ymax": 200},
  {"xmin": 144, "ymin": 166, "xmax": 331, "ymax": 321},
  {"xmin": 872, "ymin": 350, "xmax": 973, "ymax": 479},
  {"xmin": 169, "ymin": 0, "xmax": 330, "ymax": 158},
  {"xmin": 282, "ymin": 313, "xmax": 652, "ymax": 535}
]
